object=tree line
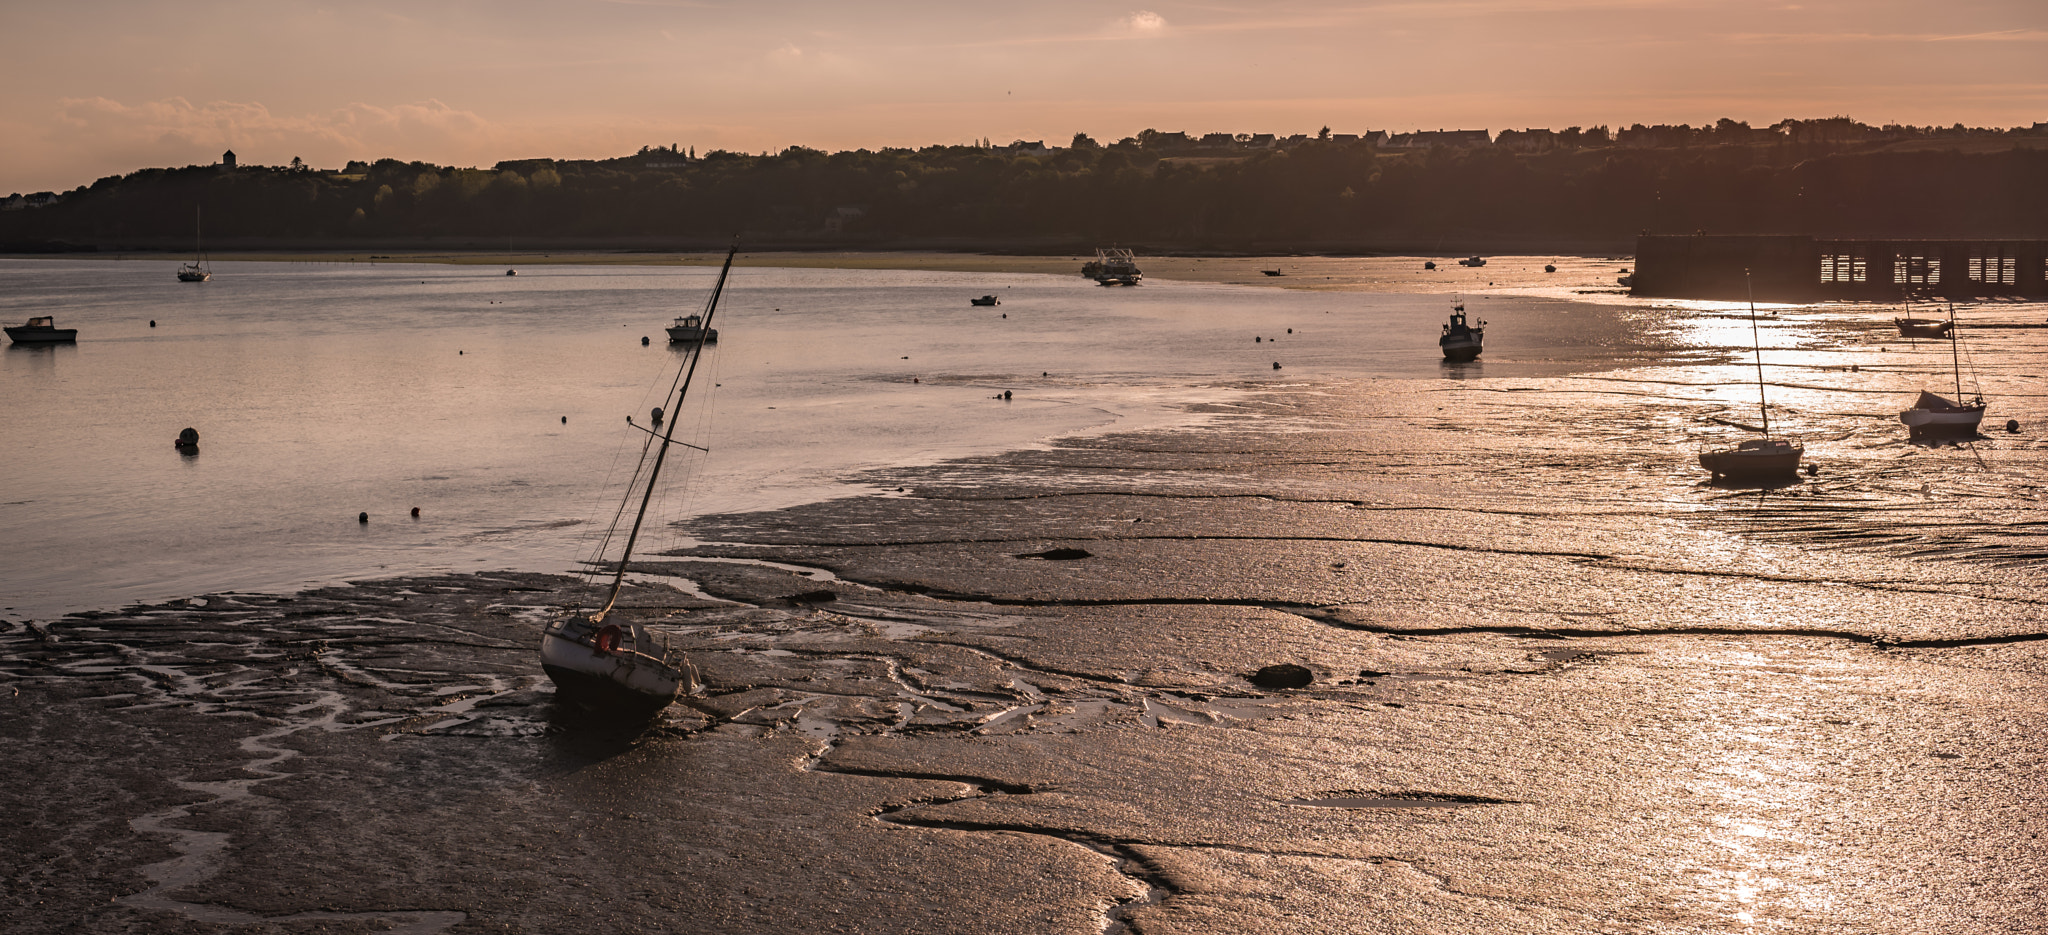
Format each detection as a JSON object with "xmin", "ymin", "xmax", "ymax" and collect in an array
[{"xmin": 6, "ymin": 124, "xmax": 2047, "ymax": 253}]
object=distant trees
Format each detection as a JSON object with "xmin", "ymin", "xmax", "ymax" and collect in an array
[{"xmin": 4, "ymin": 121, "xmax": 2046, "ymax": 250}]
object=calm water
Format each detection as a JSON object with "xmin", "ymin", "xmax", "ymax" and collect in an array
[{"xmin": 3, "ymin": 256, "xmax": 2029, "ymax": 619}]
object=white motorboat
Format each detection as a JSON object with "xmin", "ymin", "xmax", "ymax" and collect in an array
[
  {"xmin": 540, "ymin": 246, "xmax": 739, "ymax": 718},
  {"xmin": 665, "ymin": 312, "xmax": 718, "ymax": 344}
]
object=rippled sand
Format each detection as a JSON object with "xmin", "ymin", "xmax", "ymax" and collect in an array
[{"xmin": 7, "ymin": 313, "xmax": 2048, "ymax": 933}]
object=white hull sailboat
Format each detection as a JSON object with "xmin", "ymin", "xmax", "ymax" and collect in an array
[
  {"xmin": 178, "ymin": 206, "xmax": 211, "ymax": 282},
  {"xmin": 539, "ymin": 245, "xmax": 738, "ymax": 718},
  {"xmin": 1700, "ymin": 274, "xmax": 1803, "ymax": 481},
  {"xmin": 1899, "ymin": 304, "xmax": 1985, "ymax": 438}
]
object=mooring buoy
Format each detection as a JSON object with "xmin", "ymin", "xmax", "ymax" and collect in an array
[
  {"xmin": 2007, "ymin": 419, "xmax": 2021, "ymax": 433},
  {"xmin": 358, "ymin": 512, "xmax": 369, "ymax": 523},
  {"xmin": 641, "ymin": 336, "xmax": 650, "ymax": 346}
]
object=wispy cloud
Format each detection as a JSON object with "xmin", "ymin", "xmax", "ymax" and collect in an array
[{"xmin": 1125, "ymin": 10, "xmax": 1168, "ymax": 32}]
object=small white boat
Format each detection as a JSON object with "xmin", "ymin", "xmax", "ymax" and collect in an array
[
  {"xmin": 5, "ymin": 316, "xmax": 78, "ymax": 344},
  {"xmin": 541, "ymin": 246, "xmax": 737, "ymax": 718},
  {"xmin": 666, "ymin": 312, "xmax": 718, "ymax": 344},
  {"xmin": 1438, "ymin": 300, "xmax": 1484, "ymax": 362}
]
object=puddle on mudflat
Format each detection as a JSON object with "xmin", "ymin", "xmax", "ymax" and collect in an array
[{"xmin": 1287, "ymin": 796, "xmax": 1488, "ymax": 809}]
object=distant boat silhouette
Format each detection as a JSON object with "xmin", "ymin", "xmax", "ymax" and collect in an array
[{"xmin": 177, "ymin": 207, "xmax": 210, "ymax": 282}]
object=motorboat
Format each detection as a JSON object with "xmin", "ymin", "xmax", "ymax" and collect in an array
[
  {"xmin": 5, "ymin": 316, "xmax": 77, "ymax": 344},
  {"xmin": 1438, "ymin": 300, "xmax": 1484, "ymax": 362},
  {"xmin": 666, "ymin": 313, "xmax": 718, "ymax": 344},
  {"xmin": 970, "ymin": 295, "xmax": 1000, "ymax": 306},
  {"xmin": 1457, "ymin": 256, "xmax": 1486, "ymax": 267}
]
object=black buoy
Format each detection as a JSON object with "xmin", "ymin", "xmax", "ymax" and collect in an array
[
  {"xmin": 174, "ymin": 427, "xmax": 199, "ymax": 450},
  {"xmin": 1804, "ymin": 464, "xmax": 1819, "ymax": 476},
  {"xmin": 641, "ymin": 336, "xmax": 650, "ymax": 346},
  {"xmin": 1255, "ymin": 336, "xmax": 1261, "ymax": 342},
  {"xmin": 410, "ymin": 507, "xmax": 420, "ymax": 518},
  {"xmin": 459, "ymin": 350, "xmax": 464, "ymax": 355},
  {"xmin": 1287, "ymin": 328, "xmax": 1292, "ymax": 334},
  {"xmin": 358, "ymin": 512, "xmax": 369, "ymax": 523},
  {"xmin": 1272, "ymin": 362, "xmax": 1281, "ymax": 369},
  {"xmin": 2007, "ymin": 419, "xmax": 2021, "ymax": 433},
  {"xmin": 650, "ymin": 407, "xmax": 663, "ymax": 426},
  {"xmin": 560, "ymin": 416, "xmax": 567, "ymax": 424},
  {"xmin": 149, "ymin": 320, "xmax": 156, "ymax": 328},
  {"xmin": 1003, "ymin": 390, "xmax": 1012, "ymax": 400}
]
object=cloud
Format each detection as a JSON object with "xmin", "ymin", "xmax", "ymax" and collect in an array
[{"xmin": 1125, "ymin": 10, "xmax": 1167, "ymax": 32}]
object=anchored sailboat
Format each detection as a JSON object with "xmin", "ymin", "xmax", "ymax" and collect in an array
[
  {"xmin": 177, "ymin": 207, "xmax": 210, "ymax": 282},
  {"xmin": 1898, "ymin": 303, "xmax": 1985, "ymax": 438},
  {"xmin": 539, "ymin": 245, "xmax": 738, "ymax": 717},
  {"xmin": 1699, "ymin": 273, "xmax": 1803, "ymax": 481}
]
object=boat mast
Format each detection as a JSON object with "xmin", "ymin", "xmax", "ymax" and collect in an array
[
  {"xmin": 1948, "ymin": 302, "xmax": 1963, "ymax": 401},
  {"xmin": 1746, "ymin": 270, "xmax": 1769, "ymax": 437},
  {"xmin": 593, "ymin": 243, "xmax": 737, "ymax": 621}
]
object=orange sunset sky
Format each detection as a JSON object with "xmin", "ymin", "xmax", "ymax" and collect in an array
[{"xmin": 3, "ymin": 0, "xmax": 2044, "ymax": 194}]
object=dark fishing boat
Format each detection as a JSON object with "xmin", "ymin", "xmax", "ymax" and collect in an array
[
  {"xmin": 1699, "ymin": 275, "xmax": 1803, "ymax": 480},
  {"xmin": 539, "ymin": 246, "xmax": 739, "ymax": 718},
  {"xmin": 970, "ymin": 294, "xmax": 1000, "ymax": 306},
  {"xmin": 1894, "ymin": 317, "xmax": 1953, "ymax": 339},
  {"xmin": 1438, "ymin": 299, "xmax": 1484, "ymax": 362},
  {"xmin": 5, "ymin": 316, "xmax": 77, "ymax": 345}
]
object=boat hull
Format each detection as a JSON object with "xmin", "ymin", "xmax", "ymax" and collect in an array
[
  {"xmin": 1440, "ymin": 338, "xmax": 1481, "ymax": 362},
  {"xmin": 1699, "ymin": 442, "xmax": 1804, "ymax": 480},
  {"xmin": 539, "ymin": 621, "xmax": 691, "ymax": 719},
  {"xmin": 1894, "ymin": 318, "xmax": 1952, "ymax": 339},
  {"xmin": 6, "ymin": 327, "xmax": 77, "ymax": 345},
  {"xmin": 1900, "ymin": 405, "xmax": 1985, "ymax": 437},
  {"xmin": 666, "ymin": 327, "xmax": 718, "ymax": 343}
]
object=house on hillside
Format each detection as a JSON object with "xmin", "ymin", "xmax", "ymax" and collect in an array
[
  {"xmin": 1495, "ymin": 128, "xmax": 1559, "ymax": 152},
  {"xmin": 1385, "ymin": 129, "xmax": 1491, "ymax": 149},
  {"xmin": 1000, "ymin": 140, "xmax": 1052, "ymax": 156}
]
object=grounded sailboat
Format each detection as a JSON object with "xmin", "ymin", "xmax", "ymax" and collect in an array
[
  {"xmin": 1699, "ymin": 275, "xmax": 1803, "ymax": 481},
  {"xmin": 178, "ymin": 207, "xmax": 210, "ymax": 282},
  {"xmin": 539, "ymin": 246, "xmax": 738, "ymax": 717},
  {"xmin": 1899, "ymin": 303, "xmax": 1985, "ymax": 438}
]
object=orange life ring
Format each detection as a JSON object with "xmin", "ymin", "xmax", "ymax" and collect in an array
[{"xmin": 594, "ymin": 624, "xmax": 622, "ymax": 654}]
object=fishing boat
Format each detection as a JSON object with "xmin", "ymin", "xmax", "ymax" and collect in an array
[
  {"xmin": 1457, "ymin": 256, "xmax": 1487, "ymax": 267},
  {"xmin": 539, "ymin": 246, "xmax": 737, "ymax": 717},
  {"xmin": 177, "ymin": 207, "xmax": 210, "ymax": 282},
  {"xmin": 1261, "ymin": 269, "xmax": 1284, "ymax": 277},
  {"xmin": 1898, "ymin": 304, "xmax": 1985, "ymax": 438},
  {"xmin": 1699, "ymin": 275, "xmax": 1803, "ymax": 480},
  {"xmin": 970, "ymin": 294, "xmax": 1000, "ymax": 306},
  {"xmin": 1081, "ymin": 248, "xmax": 1142, "ymax": 286},
  {"xmin": 665, "ymin": 313, "xmax": 718, "ymax": 344},
  {"xmin": 1438, "ymin": 299, "xmax": 1484, "ymax": 362},
  {"xmin": 5, "ymin": 316, "xmax": 77, "ymax": 345}
]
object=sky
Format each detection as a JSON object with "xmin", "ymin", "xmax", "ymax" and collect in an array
[{"xmin": 3, "ymin": 0, "xmax": 2045, "ymax": 194}]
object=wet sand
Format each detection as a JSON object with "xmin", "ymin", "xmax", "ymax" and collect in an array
[{"xmin": 7, "ymin": 364, "xmax": 2048, "ymax": 933}]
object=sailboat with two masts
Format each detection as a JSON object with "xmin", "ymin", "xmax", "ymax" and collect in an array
[
  {"xmin": 1898, "ymin": 302, "xmax": 1986, "ymax": 438},
  {"xmin": 177, "ymin": 207, "xmax": 210, "ymax": 282},
  {"xmin": 1699, "ymin": 273, "xmax": 1804, "ymax": 481},
  {"xmin": 538, "ymin": 245, "xmax": 738, "ymax": 717}
]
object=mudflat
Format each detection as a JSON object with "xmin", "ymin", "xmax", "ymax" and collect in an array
[{"xmin": 7, "ymin": 367, "xmax": 2048, "ymax": 933}]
